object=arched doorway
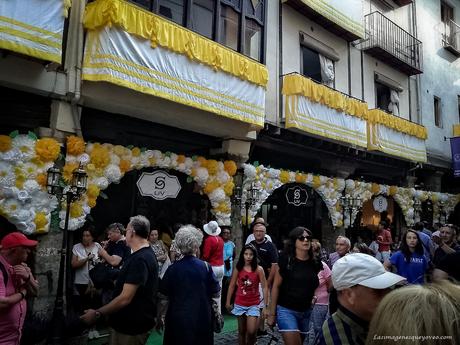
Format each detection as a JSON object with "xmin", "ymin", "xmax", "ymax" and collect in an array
[
  {"xmin": 358, "ymin": 196, "xmax": 405, "ymax": 244},
  {"xmin": 257, "ymin": 183, "xmax": 330, "ymax": 250},
  {"xmin": 89, "ymin": 168, "xmax": 211, "ymax": 239}
]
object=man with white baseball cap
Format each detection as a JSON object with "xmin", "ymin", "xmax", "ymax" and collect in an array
[{"xmin": 315, "ymin": 253, "xmax": 406, "ymax": 345}]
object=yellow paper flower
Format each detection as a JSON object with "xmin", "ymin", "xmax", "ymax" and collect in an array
[
  {"xmin": 34, "ymin": 212, "xmax": 48, "ymax": 232},
  {"xmin": 149, "ymin": 157, "xmax": 156, "ymax": 166},
  {"xmin": 197, "ymin": 156, "xmax": 207, "ymax": 167},
  {"xmin": 70, "ymin": 203, "xmax": 83, "ymax": 218},
  {"xmin": 389, "ymin": 185, "xmax": 398, "ymax": 196},
  {"xmin": 35, "ymin": 138, "xmax": 60, "ymax": 162},
  {"xmin": 177, "ymin": 155, "xmax": 186, "ymax": 164},
  {"xmin": 336, "ymin": 219, "xmax": 343, "ymax": 227},
  {"xmin": 216, "ymin": 202, "xmax": 230, "ymax": 213},
  {"xmin": 90, "ymin": 144, "xmax": 110, "ymax": 169},
  {"xmin": 132, "ymin": 147, "xmax": 141, "ymax": 157},
  {"xmin": 313, "ymin": 175, "xmax": 321, "ymax": 189},
  {"xmin": 295, "ymin": 173, "xmax": 307, "ymax": 184},
  {"xmin": 207, "ymin": 160, "xmax": 219, "ymax": 175},
  {"xmin": 224, "ymin": 180, "xmax": 235, "ymax": 196},
  {"xmin": 66, "ymin": 136, "xmax": 85, "ymax": 155},
  {"xmin": 280, "ymin": 170, "xmax": 290, "ymax": 184},
  {"xmin": 0, "ymin": 135, "xmax": 12, "ymax": 152},
  {"xmin": 204, "ymin": 180, "xmax": 220, "ymax": 194},
  {"xmin": 371, "ymin": 183, "xmax": 380, "ymax": 195},
  {"xmin": 63, "ymin": 162, "xmax": 79, "ymax": 183},
  {"xmin": 88, "ymin": 197, "xmax": 97, "ymax": 208},
  {"xmin": 87, "ymin": 184, "xmax": 100, "ymax": 198},
  {"xmin": 119, "ymin": 159, "xmax": 131, "ymax": 173},
  {"xmin": 224, "ymin": 161, "xmax": 237, "ymax": 176},
  {"xmin": 113, "ymin": 145, "xmax": 125, "ymax": 156},
  {"xmin": 36, "ymin": 173, "xmax": 47, "ymax": 187},
  {"xmin": 15, "ymin": 175, "xmax": 25, "ymax": 189}
]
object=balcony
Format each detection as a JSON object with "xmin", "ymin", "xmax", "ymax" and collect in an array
[
  {"xmin": 0, "ymin": 0, "xmax": 67, "ymax": 64},
  {"xmin": 393, "ymin": 0, "xmax": 413, "ymax": 6},
  {"xmin": 283, "ymin": 0, "xmax": 364, "ymax": 41},
  {"xmin": 282, "ymin": 73, "xmax": 369, "ymax": 148},
  {"xmin": 82, "ymin": 0, "xmax": 267, "ymax": 129},
  {"xmin": 442, "ymin": 19, "xmax": 460, "ymax": 56},
  {"xmin": 361, "ymin": 11, "xmax": 422, "ymax": 76}
]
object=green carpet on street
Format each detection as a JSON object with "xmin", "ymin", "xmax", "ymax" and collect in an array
[{"xmin": 146, "ymin": 314, "xmax": 238, "ymax": 345}]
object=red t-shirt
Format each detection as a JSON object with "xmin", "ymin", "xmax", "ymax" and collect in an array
[
  {"xmin": 377, "ymin": 229, "xmax": 393, "ymax": 252},
  {"xmin": 235, "ymin": 269, "xmax": 260, "ymax": 307},
  {"xmin": 202, "ymin": 235, "xmax": 224, "ymax": 266}
]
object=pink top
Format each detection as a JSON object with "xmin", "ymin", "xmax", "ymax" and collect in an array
[
  {"xmin": 235, "ymin": 269, "xmax": 260, "ymax": 307},
  {"xmin": 0, "ymin": 255, "xmax": 26, "ymax": 345},
  {"xmin": 202, "ymin": 235, "xmax": 224, "ymax": 266},
  {"xmin": 314, "ymin": 261, "xmax": 332, "ymax": 305}
]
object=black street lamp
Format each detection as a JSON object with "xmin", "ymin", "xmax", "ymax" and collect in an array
[
  {"xmin": 340, "ymin": 194, "xmax": 362, "ymax": 239},
  {"xmin": 232, "ymin": 182, "xmax": 260, "ymax": 237},
  {"xmin": 46, "ymin": 163, "xmax": 87, "ymax": 345}
]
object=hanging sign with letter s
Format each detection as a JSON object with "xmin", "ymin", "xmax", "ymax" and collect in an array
[{"xmin": 136, "ymin": 170, "xmax": 181, "ymax": 200}]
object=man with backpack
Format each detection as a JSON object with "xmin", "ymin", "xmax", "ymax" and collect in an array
[{"xmin": 0, "ymin": 232, "xmax": 39, "ymax": 345}]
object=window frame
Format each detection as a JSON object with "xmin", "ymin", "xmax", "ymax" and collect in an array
[
  {"xmin": 434, "ymin": 96, "xmax": 442, "ymax": 128},
  {"xmin": 145, "ymin": 0, "xmax": 266, "ymax": 62}
]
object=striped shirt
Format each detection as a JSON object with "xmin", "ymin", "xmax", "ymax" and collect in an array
[{"xmin": 315, "ymin": 305, "xmax": 369, "ymax": 345}]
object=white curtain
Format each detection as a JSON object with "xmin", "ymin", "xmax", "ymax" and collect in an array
[
  {"xmin": 319, "ymin": 54, "xmax": 334, "ymax": 87},
  {"xmin": 388, "ymin": 89, "xmax": 400, "ymax": 116}
]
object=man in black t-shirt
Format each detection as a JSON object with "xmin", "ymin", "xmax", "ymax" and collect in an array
[
  {"xmin": 250, "ymin": 220, "xmax": 278, "ymax": 286},
  {"xmin": 81, "ymin": 215, "xmax": 158, "ymax": 345}
]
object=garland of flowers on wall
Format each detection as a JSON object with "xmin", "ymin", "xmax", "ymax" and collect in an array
[
  {"xmin": 242, "ymin": 163, "xmax": 460, "ymax": 228},
  {"xmin": 63, "ymin": 136, "xmax": 237, "ymax": 230},
  {"xmin": 0, "ymin": 132, "xmax": 60, "ymax": 234}
]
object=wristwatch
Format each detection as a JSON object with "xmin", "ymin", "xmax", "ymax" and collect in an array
[{"xmin": 95, "ymin": 310, "xmax": 102, "ymax": 320}]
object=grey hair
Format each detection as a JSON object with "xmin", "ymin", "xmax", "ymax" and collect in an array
[
  {"xmin": 337, "ymin": 235, "xmax": 351, "ymax": 248},
  {"xmin": 129, "ymin": 215, "xmax": 150, "ymax": 239},
  {"xmin": 175, "ymin": 224, "xmax": 203, "ymax": 256}
]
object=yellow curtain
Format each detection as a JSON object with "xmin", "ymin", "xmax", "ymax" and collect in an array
[
  {"xmin": 83, "ymin": 0, "xmax": 268, "ymax": 87},
  {"xmin": 282, "ymin": 74, "xmax": 369, "ymax": 120}
]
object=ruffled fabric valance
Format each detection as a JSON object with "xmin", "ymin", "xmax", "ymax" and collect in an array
[
  {"xmin": 282, "ymin": 74, "xmax": 369, "ymax": 119},
  {"xmin": 368, "ymin": 109, "xmax": 428, "ymax": 140},
  {"xmin": 83, "ymin": 0, "xmax": 268, "ymax": 87}
]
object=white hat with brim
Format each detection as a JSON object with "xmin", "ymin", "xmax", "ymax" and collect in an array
[
  {"xmin": 203, "ymin": 221, "xmax": 221, "ymax": 236},
  {"xmin": 332, "ymin": 253, "xmax": 406, "ymax": 291}
]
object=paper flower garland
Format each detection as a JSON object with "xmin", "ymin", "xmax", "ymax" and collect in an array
[
  {"xmin": 63, "ymin": 137, "xmax": 237, "ymax": 229},
  {"xmin": 0, "ymin": 132, "xmax": 59, "ymax": 234},
  {"xmin": 241, "ymin": 164, "xmax": 345, "ymax": 227}
]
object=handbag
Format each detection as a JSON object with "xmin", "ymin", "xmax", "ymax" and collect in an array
[
  {"xmin": 204, "ymin": 262, "xmax": 224, "ymax": 333},
  {"xmin": 89, "ymin": 262, "xmax": 120, "ymax": 289}
]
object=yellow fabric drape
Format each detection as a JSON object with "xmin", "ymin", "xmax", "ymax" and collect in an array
[
  {"xmin": 453, "ymin": 124, "xmax": 460, "ymax": 137},
  {"xmin": 368, "ymin": 109, "xmax": 428, "ymax": 140},
  {"xmin": 83, "ymin": 0, "xmax": 268, "ymax": 87},
  {"xmin": 282, "ymin": 74, "xmax": 369, "ymax": 120}
]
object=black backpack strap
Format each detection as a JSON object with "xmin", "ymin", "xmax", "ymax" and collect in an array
[{"xmin": 0, "ymin": 260, "xmax": 8, "ymax": 286}]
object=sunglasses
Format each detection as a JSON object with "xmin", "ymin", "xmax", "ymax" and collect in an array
[{"xmin": 297, "ymin": 235, "xmax": 312, "ymax": 241}]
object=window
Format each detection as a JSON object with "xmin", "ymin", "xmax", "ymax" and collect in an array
[
  {"xmin": 128, "ymin": 0, "xmax": 265, "ymax": 62},
  {"xmin": 376, "ymin": 82, "xmax": 391, "ymax": 112},
  {"xmin": 434, "ymin": 96, "xmax": 442, "ymax": 127},
  {"xmin": 441, "ymin": 1, "xmax": 454, "ymax": 24},
  {"xmin": 301, "ymin": 46, "xmax": 322, "ymax": 83},
  {"xmin": 191, "ymin": 0, "xmax": 215, "ymax": 39},
  {"xmin": 159, "ymin": 0, "xmax": 186, "ymax": 26}
]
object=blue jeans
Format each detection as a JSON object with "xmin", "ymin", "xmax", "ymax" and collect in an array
[
  {"xmin": 308, "ymin": 304, "xmax": 329, "ymax": 345},
  {"xmin": 276, "ymin": 305, "xmax": 312, "ymax": 334}
]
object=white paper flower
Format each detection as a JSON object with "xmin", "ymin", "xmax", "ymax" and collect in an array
[
  {"xmin": 105, "ymin": 164, "xmax": 122, "ymax": 183},
  {"xmin": 208, "ymin": 188, "xmax": 226, "ymax": 203},
  {"xmin": 216, "ymin": 171, "xmax": 230, "ymax": 184},
  {"xmin": 244, "ymin": 164, "xmax": 257, "ymax": 180},
  {"xmin": 24, "ymin": 180, "xmax": 40, "ymax": 194},
  {"xmin": 109, "ymin": 153, "xmax": 120, "ymax": 165},
  {"xmin": 12, "ymin": 135, "xmax": 35, "ymax": 161},
  {"xmin": 0, "ymin": 162, "xmax": 15, "ymax": 187},
  {"xmin": 195, "ymin": 167, "xmax": 209, "ymax": 186},
  {"xmin": 17, "ymin": 190, "xmax": 30, "ymax": 202}
]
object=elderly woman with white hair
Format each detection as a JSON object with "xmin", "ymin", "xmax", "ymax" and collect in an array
[{"xmin": 160, "ymin": 225, "xmax": 220, "ymax": 345}]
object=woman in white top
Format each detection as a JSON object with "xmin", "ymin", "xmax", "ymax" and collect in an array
[{"xmin": 71, "ymin": 227, "xmax": 102, "ymax": 311}]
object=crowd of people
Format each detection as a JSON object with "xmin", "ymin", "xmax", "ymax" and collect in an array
[{"xmin": 1, "ymin": 216, "xmax": 459, "ymax": 345}]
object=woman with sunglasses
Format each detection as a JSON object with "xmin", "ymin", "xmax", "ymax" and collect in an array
[{"xmin": 268, "ymin": 227, "xmax": 322, "ymax": 345}]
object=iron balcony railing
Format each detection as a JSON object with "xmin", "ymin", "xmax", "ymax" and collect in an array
[
  {"xmin": 362, "ymin": 11, "xmax": 422, "ymax": 74},
  {"xmin": 442, "ymin": 19, "xmax": 460, "ymax": 54}
]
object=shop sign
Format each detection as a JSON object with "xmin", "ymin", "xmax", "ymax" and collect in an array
[
  {"xmin": 286, "ymin": 186, "xmax": 308, "ymax": 206},
  {"xmin": 136, "ymin": 171, "xmax": 181, "ymax": 200},
  {"xmin": 373, "ymin": 195, "xmax": 388, "ymax": 212}
]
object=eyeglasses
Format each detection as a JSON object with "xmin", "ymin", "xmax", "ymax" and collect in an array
[{"xmin": 297, "ymin": 235, "xmax": 312, "ymax": 242}]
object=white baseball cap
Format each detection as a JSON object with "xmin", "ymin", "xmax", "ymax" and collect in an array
[{"xmin": 332, "ymin": 253, "xmax": 406, "ymax": 291}]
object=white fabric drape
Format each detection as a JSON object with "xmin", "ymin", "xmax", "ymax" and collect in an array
[
  {"xmin": 0, "ymin": 0, "xmax": 65, "ymax": 63},
  {"xmin": 368, "ymin": 123, "xmax": 427, "ymax": 162},
  {"xmin": 388, "ymin": 90, "xmax": 400, "ymax": 117},
  {"xmin": 285, "ymin": 94, "xmax": 367, "ymax": 148},
  {"xmin": 82, "ymin": 26, "xmax": 265, "ymax": 127},
  {"xmin": 319, "ymin": 54, "xmax": 334, "ymax": 87}
]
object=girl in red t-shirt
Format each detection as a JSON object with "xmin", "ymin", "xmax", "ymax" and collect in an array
[{"xmin": 226, "ymin": 244, "xmax": 268, "ymax": 345}]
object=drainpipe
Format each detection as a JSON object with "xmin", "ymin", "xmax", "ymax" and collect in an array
[
  {"xmin": 348, "ymin": 42, "xmax": 351, "ymax": 96},
  {"xmin": 278, "ymin": 0, "xmax": 283, "ymax": 121},
  {"xmin": 412, "ymin": 1, "xmax": 422, "ymax": 125},
  {"xmin": 66, "ymin": 0, "xmax": 84, "ymax": 137}
]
